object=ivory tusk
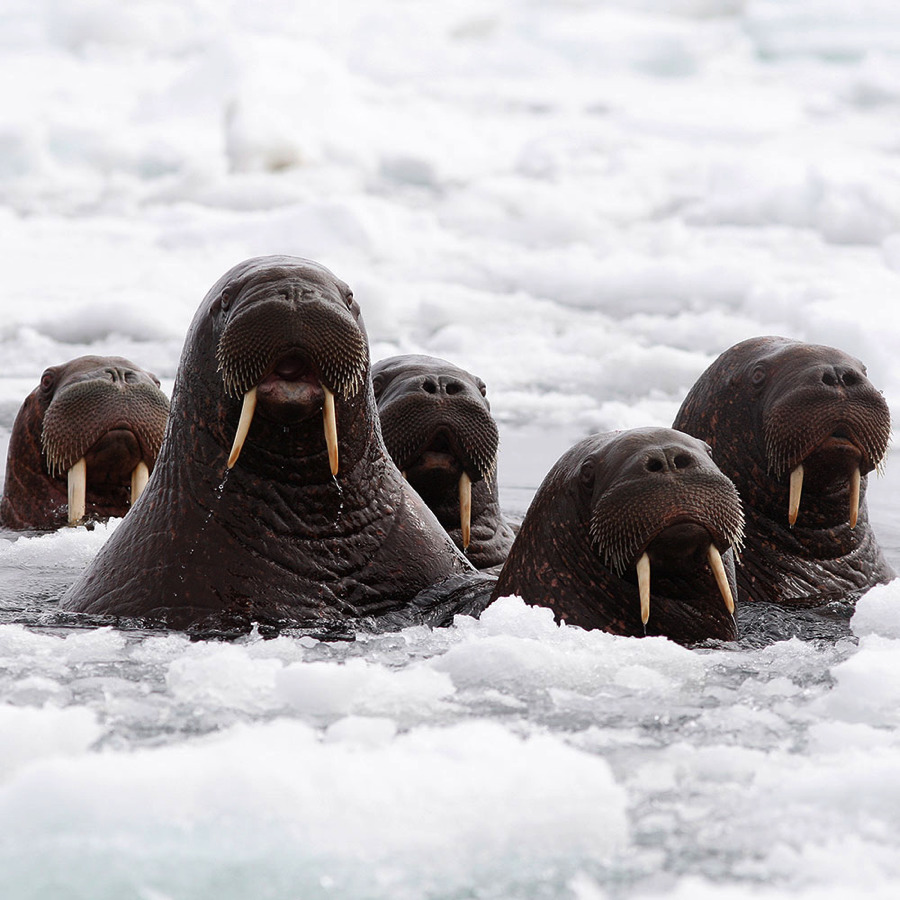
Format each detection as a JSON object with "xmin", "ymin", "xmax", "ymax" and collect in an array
[
  {"xmin": 459, "ymin": 472, "xmax": 472, "ymax": 550},
  {"xmin": 130, "ymin": 461, "xmax": 150, "ymax": 505},
  {"xmin": 68, "ymin": 457, "xmax": 87, "ymax": 525},
  {"xmin": 637, "ymin": 551, "xmax": 651, "ymax": 626},
  {"xmin": 708, "ymin": 544, "xmax": 735, "ymax": 615},
  {"xmin": 788, "ymin": 464, "xmax": 803, "ymax": 527},
  {"xmin": 323, "ymin": 387, "xmax": 339, "ymax": 476},
  {"xmin": 849, "ymin": 467, "xmax": 860, "ymax": 529},
  {"xmin": 227, "ymin": 386, "xmax": 257, "ymax": 469}
]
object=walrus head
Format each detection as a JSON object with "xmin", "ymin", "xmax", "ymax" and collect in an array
[
  {"xmin": 372, "ymin": 354, "xmax": 500, "ymax": 551},
  {"xmin": 0, "ymin": 356, "xmax": 169, "ymax": 530},
  {"xmin": 674, "ymin": 336, "xmax": 893, "ymax": 605},
  {"xmin": 206, "ymin": 258, "xmax": 368, "ymax": 476},
  {"xmin": 62, "ymin": 257, "xmax": 474, "ymax": 629},
  {"xmin": 492, "ymin": 428, "xmax": 745, "ymax": 643}
]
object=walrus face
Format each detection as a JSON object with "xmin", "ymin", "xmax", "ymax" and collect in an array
[
  {"xmin": 732, "ymin": 339, "xmax": 890, "ymax": 529},
  {"xmin": 583, "ymin": 428, "xmax": 745, "ymax": 627},
  {"xmin": 207, "ymin": 258, "xmax": 369, "ymax": 475},
  {"xmin": 372, "ymin": 355, "xmax": 499, "ymax": 549},
  {"xmin": 2, "ymin": 356, "xmax": 170, "ymax": 528}
]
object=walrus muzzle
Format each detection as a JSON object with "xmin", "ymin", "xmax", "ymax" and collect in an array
[
  {"xmin": 763, "ymin": 391, "xmax": 890, "ymax": 529},
  {"xmin": 589, "ymin": 472, "xmax": 745, "ymax": 625},
  {"xmin": 41, "ymin": 380, "xmax": 169, "ymax": 524},
  {"xmin": 216, "ymin": 297, "xmax": 368, "ymax": 474}
]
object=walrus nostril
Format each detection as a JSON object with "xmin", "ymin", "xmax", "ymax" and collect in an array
[
  {"xmin": 442, "ymin": 378, "xmax": 464, "ymax": 396},
  {"xmin": 422, "ymin": 379, "xmax": 438, "ymax": 394},
  {"xmin": 672, "ymin": 453, "xmax": 695, "ymax": 470},
  {"xmin": 822, "ymin": 369, "xmax": 838, "ymax": 387},
  {"xmin": 646, "ymin": 456, "xmax": 665, "ymax": 472}
]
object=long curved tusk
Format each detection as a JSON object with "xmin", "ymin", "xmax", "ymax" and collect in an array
[
  {"xmin": 130, "ymin": 461, "xmax": 150, "ymax": 505},
  {"xmin": 788, "ymin": 464, "xmax": 803, "ymax": 527},
  {"xmin": 227, "ymin": 387, "xmax": 257, "ymax": 469},
  {"xmin": 323, "ymin": 387, "xmax": 339, "ymax": 476},
  {"xmin": 68, "ymin": 457, "xmax": 87, "ymax": 525},
  {"xmin": 849, "ymin": 467, "xmax": 860, "ymax": 529},
  {"xmin": 637, "ymin": 551, "xmax": 651, "ymax": 626},
  {"xmin": 708, "ymin": 544, "xmax": 735, "ymax": 615},
  {"xmin": 459, "ymin": 472, "xmax": 472, "ymax": 550}
]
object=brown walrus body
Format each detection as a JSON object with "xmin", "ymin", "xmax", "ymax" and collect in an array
[
  {"xmin": 492, "ymin": 427, "xmax": 745, "ymax": 644},
  {"xmin": 1, "ymin": 356, "xmax": 169, "ymax": 530},
  {"xmin": 372, "ymin": 354, "xmax": 516, "ymax": 570},
  {"xmin": 673, "ymin": 336, "xmax": 893, "ymax": 606},
  {"xmin": 62, "ymin": 257, "xmax": 475, "ymax": 631}
]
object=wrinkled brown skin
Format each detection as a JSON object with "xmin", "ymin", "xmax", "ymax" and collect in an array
[
  {"xmin": 62, "ymin": 257, "xmax": 475, "ymax": 632},
  {"xmin": 372, "ymin": 354, "xmax": 516, "ymax": 570},
  {"xmin": 492, "ymin": 428, "xmax": 744, "ymax": 644},
  {"xmin": 1, "ymin": 356, "xmax": 169, "ymax": 530},
  {"xmin": 674, "ymin": 336, "xmax": 893, "ymax": 606}
]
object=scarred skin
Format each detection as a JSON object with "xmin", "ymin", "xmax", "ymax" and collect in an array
[
  {"xmin": 372, "ymin": 354, "xmax": 516, "ymax": 570},
  {"xmin": 62, "ymin": 256, "xmax": 475, "ymax": 631},
  {"xmin": 1, "ymin": 356, "xmax": 169, "ymax": 530},
  {"xmin": 492, "ymin": 427, "xmax": 745, "ymax": 644},
  {"xmin": 673, "ymin": 336, "xmax": 893, "ymax": 606}
]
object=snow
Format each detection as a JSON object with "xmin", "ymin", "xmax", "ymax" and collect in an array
[{"xmin": 3, "ymin": 0, "xmax": 900, "ymax": 897}]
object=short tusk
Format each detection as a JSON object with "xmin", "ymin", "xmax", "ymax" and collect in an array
[
  {"xmin": 459, "ymin": 472, "xmax": 472, "ymax": 550},
  {"xmin": 227, "ymin": 387, "xmax": 258, "ymax": 469},
  {"xmin": 68, "ymin": 457, "xmax": 87, "ymax": 525},
  {"xmin": 323, "ymin": 387, "xmax": 339, "ymax": 476},
  {"xmin": 849, "ymin": 467, "xmax": 860, "ymax": 529},
  {"xmin": 708, "ymin": 544, "xmax": 735, "ymax": 615},
  {"xmin": 789, "ymin": 464, "xmax": 803, "ymax": 527},
  {"xmin": 637, "ymin": 551, "xmax": 651, "ymax": 626},
  {"xmin": 130, "ymin": 461, "xmax": 150, "ymax": 505}
]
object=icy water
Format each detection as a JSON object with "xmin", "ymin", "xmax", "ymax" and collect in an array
[{"xmin": 4, "ymin": 0, "xmax": 900, "ymax": 897}]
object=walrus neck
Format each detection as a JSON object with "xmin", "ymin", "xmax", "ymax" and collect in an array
[{"xmin": 739, "ymin": 503, "xmax": 894, "ymax": 605}]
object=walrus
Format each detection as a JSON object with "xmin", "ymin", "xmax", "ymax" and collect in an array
[
  {"xmin": 491, "ymin": 427, "xmax": 745, "ymax": 643},
  {"xmin": 673, "ymin": 336, "xmax": 893, "ymax": 606},
  {"xmin": 61, "ymin": 257, "xmax": 477, "ymax": 631},
  {"xmin": 1, "ymin": 356, "xmax": 169, "ymax": 530},
  {"xmin": 371, "ymin": 354, "xmax": 516, "ymax": 570}
]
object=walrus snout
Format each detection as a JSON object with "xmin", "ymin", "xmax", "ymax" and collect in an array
[{"xmin": 216, "ymin": 284, "xmax": 369, "ymax": 474}]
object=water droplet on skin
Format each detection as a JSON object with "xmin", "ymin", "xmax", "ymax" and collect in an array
[{"xmin": 332, "ymin": 474, "xmax": 344, "ymax": 519}]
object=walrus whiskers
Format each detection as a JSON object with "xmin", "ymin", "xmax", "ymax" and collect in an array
[
  {"xmin": 67, "ymin": 457, "xmax": 87, "ymax": 525},
  {"xmin": 227, "ymin": 386, "xmax": 258, "ymax": 469},
  {"xmin": 323, "ymin": 386, "xmax": 339, "ymax": 476},
  {"xmin": 850, "ymin": 467, "xmax": 860, "ymax": 529},
  {"xmin": 708, "ymin": 544, "xmax": 735, "ymax": 614},
  {"xmin": 459, "ymin": 471, "xmax": 471, "ymax": 550},
  {"xmin": 788, "ymin": 464, "xmax": 803, "ymax": 526},
  {"xmin": 131, "ymin": 461, "xmax": 150, "ymax": 504},
  {"xmin": 637, "ymin": 551, "xmax": 651, "ymax": 625}
]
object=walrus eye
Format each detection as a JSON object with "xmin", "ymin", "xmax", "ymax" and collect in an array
[
  {"xmin": 476, "ymin": 378, "xmax": 487, "ymax": 398},
  {"xmin": 344, "ymin": 291, "xmax": 354, "ymax": 309},
  {"xmin": 40, "ymin": 371, "xmax": 55, "ymax": 393},
  {"xmin": 220, "ymin": 289, "xmax": 232, "ymax": 312},
  {"xmin": 372, "ymin": 373, "xmax": 385, "ymax": 397},
  {"xmin": 750, "ymin": 366, "xmax": 767, "ymax": 387},
  {"xmin": 579, "ymin": 459, "xmax": 595, "ymax": 488}
]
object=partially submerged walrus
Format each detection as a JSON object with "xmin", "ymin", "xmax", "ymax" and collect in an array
[
  {"xmin": 1, "ymin": 356, "xmax": 169, "ymax": 530},
  {"xmin": 674, "ymin": 336, "xmax": 893, "ymax": 606},
  {"xmin": 372, "ymin": 354, "xmax": 516, "ymax": 570},
  {"xmin": 62, "ymin": 257, "xmax": 476, "ymax": 630},
  {"xmin": 492, "ymin": 427, "xmax": 745, "ymax": 644}
]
